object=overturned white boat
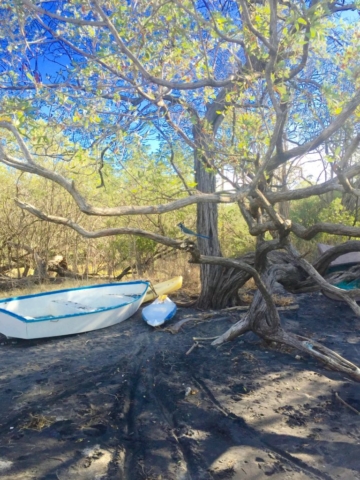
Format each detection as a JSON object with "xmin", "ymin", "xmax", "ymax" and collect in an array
[{"xmin": 0, "ymin": 281, "xmax": 149, "ymax": 339}]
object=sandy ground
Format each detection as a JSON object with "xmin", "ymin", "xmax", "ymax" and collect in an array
[{"xmin": 0, "ymin": 292, "xmax": 359, "ymax": 480}]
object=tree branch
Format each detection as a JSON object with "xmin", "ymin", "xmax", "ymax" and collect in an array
[
  {"xmin": 239, "ymin": 0, "xmax": 277, "ymax": 54},
  {"xmin": 14, "ymin": 200, "xmax": 184, "ymax": 248},
  {"xmin": 267, "ymin": 89, "xmax": 360, "ymax": 170},
  {"xmin": 313, "ymin": 240, "xmax": 360, "ymax": 275},
  {"xmin": 287, "ymin": 244, "xmax": 360, "ymax": 316},
  {"xmin": 0, "ymin": 121, "xmax": 243, "ymax": 216}
]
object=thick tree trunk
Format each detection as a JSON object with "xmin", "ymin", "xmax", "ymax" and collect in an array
[
  {"xmin": 194, "ymin": 150, "xmax": 224, "ymax": 308},
  {"xmin": 194, "ymin": 151, "xmax": 251, "ymax": 308}
]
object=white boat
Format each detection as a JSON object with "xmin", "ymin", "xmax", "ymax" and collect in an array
[
  {"xmin": 0, "ymin": 281, "xmax": 149, "ymax": 339},
  {"xmin": 142, "ymin": 295, "xmax": 177, "ymax": 327}
]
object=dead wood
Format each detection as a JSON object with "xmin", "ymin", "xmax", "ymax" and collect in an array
[{"xmin": 335, "ymin": 392, "xmax": 360, "ymax": 415}]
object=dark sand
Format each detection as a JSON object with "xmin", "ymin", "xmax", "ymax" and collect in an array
[{"xmin": 0, "ymin": 293, "xmax": 359, "ymax": 480}]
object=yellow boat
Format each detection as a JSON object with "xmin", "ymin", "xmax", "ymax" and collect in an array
[{"xmin": 142, "ymin": 276, "xmax": 183, "ymax": 304}]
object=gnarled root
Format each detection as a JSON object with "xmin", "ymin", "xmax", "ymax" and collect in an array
[
  {"xmin": 213, "ymin": 321, "xmax": 360, "ymax": 381},
  {"xmin": 276, "ymin": 330, "xmax": 360, "ymax": 381},
  {"xmin": 212, "ymin": 315, "xmax": 251, "ymax": 345}
]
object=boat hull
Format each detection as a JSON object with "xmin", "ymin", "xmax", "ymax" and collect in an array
[
  {"xmin": 142, "ymin": 296, "xmax": 177, "ymax": 327},
  {"xmin": 0, "ymin": 281, "xmax": 149, "ymax": 339}
]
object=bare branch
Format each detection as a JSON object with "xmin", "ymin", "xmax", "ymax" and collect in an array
[
  {"xmin": 0, "ymin": 122, "xmax": 244, "ymax": 216},
  {"xmin": 0, "ymin": 121, "xmax": 36, "ymax": 165},
  {"xmin": 268, "ymin": 89, "xmax": 360, "ymax": 170},
  {"xmin": 291, "ymin": 221, "xmax": 360, "ymax": 241},
  {"xmin": 287, "ymin": 244, "xmax": 360, "ymax": 317},
  {"xmin": 313, "ymin": 241, "xmax": 360, "ymax": 275},
  {"xmin": 265, "ymin": 163, "xmax": 360, "ymax": 204},
  {"xmin": 14, "ymin": 200, "xmax": 183, "ymax": 249}
]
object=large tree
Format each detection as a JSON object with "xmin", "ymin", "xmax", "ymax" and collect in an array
[{"xmin": 1, "ymin": 0, "xmax": 360, "ymax": 378}]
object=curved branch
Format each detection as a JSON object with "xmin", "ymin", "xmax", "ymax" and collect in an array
[
  {"xmin": 0, "ymin": 120, "xmax": 241, "ymax": 215},
  {"xmin": 267, "ymin": 89, "xmax": 360, "ymax": 170},
  {"xmin": 238, "ymin": 0, "xmax": 277, "ymax": 54},
  {"xmin": 0, "ymin": 122, "xmax": 36, "ymax": 165},
  {"xmin": 313, "ymin": 240, "xmax": 360, "ymax": 275},
  {"xmin": 153, "ymin": 125, "xmax": 193, "ymax": 195},
  {"xmin": 266, "ymin": 163, "xmax": 360, "ymax": 204},
  {"xmin": 186, "ymin": 251, "xmax": 281, "ymax": 323},
  {"xmin": 282, "ymin": 24, "xmax": 310, "ymax": 82},
  {"xmin": 33, "ymin": 14, "xmax": 136, "ymax": 86},
  {"xmin": 14, "ymin": 200, "xmax": 183, "ymax": 248},
  {"xmin": 287, "ymin": 244, "xmax": 360, "ymax": 316},
  {"xmin": 201, "ymin": 0, "xmax": 245, "ymax": 48},
  {"xmin": 291, "ymin": 221, "xmax": 360, "ymax": 241}
]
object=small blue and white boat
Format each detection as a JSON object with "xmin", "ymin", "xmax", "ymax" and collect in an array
[
  {"xmin": 0, "ymin": 281, "xmax": 149, "ymax": 339},
  {"xmin": 142, "ymin": 295, "xmax": 177, "ymax": 327}
]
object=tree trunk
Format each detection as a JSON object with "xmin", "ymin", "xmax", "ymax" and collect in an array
[
  {"xmin": 193, "ymin": 89, "xmax": 250, "ymax": 308},
  {"xmin": 194, "ymin": 148, "xmax": 251, "ymax": 307},
  {"xmin": 194, "ymin": 149, "xmax": 225, "ymax": 308}
]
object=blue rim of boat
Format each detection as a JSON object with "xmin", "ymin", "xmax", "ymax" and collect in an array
[
  {"xmin": 0, "ymin": 281, "xmax": 149, "ymax": 323},
  {"xmin": 164, "ymin": 305, "xmax": 177, "ymax": 321}
]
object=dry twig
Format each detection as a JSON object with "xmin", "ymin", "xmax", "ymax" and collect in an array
[
  {"xmin": 186, "ymin": 342, "xmax": 199, "ymax": 355},
  {"xmin": 335, "ymin": 392, "xmax": 360, "ymax": 415}
]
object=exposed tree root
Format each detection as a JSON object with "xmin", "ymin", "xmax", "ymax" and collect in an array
[
  {"xmin": 210, "ymin": 253, "xmax": 360, "ymax": 381},
  {"xmin": 212, "ymin": 316, "xmax": 251, "ymax": 344},
  {"xmin": 276, "ymin": 330, "xmax": 360, "ymax": 381},
  {"xmin": 213, "ymin": 321, "xmax": 360, "ymax": 381}
]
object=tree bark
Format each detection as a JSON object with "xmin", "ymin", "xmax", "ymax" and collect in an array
[
  {"xmin": 194, "ymin": 148, "xmax": 224, "ymax": 308},
  {"xmin": 193, "ymin": 88, "xmax": 251, "ymax": 308}
]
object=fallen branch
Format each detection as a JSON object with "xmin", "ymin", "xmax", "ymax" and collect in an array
[
  {"xmin": 164, "ymin": 317, "xmax": 198, "ymax": 334},
  {"xmin": 186, "ymin": 342, "xmax": 199, "ymax": 355},
  {"xmin": 164, "ymin": 315, "xmax": 230, "ymax": 334},
  {"xmin": 335, "ymin": 392, "xmax": 360, "ymax": 415}
]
